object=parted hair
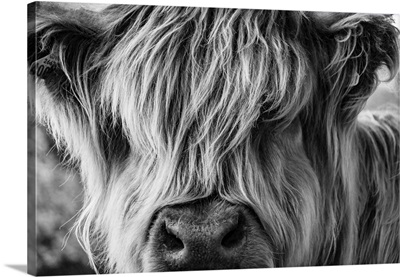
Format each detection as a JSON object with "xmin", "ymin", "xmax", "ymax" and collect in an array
[{"xmin": 28, "ymin": 3, "xmax": 400, "ymax": 273}]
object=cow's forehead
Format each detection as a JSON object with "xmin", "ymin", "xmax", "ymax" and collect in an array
[{"xmin": 99, "ymin": 8, "xmax": 314, "ymax": 145}]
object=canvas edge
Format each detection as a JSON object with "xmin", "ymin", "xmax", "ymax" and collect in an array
[{"xmin": 27, "ymin": 2, "xmax": 38, "ymax": 276}]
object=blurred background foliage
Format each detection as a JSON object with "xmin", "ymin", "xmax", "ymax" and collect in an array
[{"xmin": 29, "ymin": 121, "xmax": 95, "ymax": 275}]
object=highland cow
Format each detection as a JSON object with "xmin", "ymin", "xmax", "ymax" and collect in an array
[{"xmin": 28, "ymin": 2, "xmax": 400, "ymax": 273}]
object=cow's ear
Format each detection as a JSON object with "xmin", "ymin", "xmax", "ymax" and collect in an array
[
  {"xmin": 309, "ymin": 12, "xmax": 399, "ymax": 122},
  {"xmin": 28, "ymin": 2, "xmax": 103, "ymax": 102},
  {"xmin": 28, "ymin": 2, "xmax": 106, "ymax": 162}
]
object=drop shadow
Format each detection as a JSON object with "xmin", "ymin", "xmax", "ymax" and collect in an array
[{"xmin": 6, "ymin": 264, "xmax": 27, "ymax": 273}]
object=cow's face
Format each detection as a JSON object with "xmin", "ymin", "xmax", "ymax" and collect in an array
[{"xmin": 29, "ymin": 3, "xmax": 399, "ymax": 272}]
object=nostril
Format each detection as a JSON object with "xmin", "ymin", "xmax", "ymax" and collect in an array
[
  {"xmin": 221, "ymin": 215, "xmax": 246, "ymax": 249},
  {"xmin": 221, "ymin": 224, "xmax": 245, "ymax": 249},
  {"xmin": 163, "ymin": 223, "xmax": 184, "ymax": 252}
]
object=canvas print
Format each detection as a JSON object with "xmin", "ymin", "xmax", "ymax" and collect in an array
[{"xmin": 27, "ymin": 1, "xmax": 400, "ymax": 275}]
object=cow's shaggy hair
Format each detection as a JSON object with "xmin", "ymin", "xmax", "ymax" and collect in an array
[{"xmin": 28, "ymin": 2, "xmax": 400, "ymax": 273}]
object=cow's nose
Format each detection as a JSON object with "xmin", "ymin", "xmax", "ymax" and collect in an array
[
  {"xmin": 162, "ymin": 212, "xmax": 245, "ymax": 254},
  {"xmin": 149, "ymin": 203, "xmax": 248, "ymax": 271}
]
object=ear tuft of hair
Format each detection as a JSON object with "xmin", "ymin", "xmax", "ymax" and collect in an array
[
  {"xmin": 323, "ymin": 14, "xmax": 399, "ymax": 123},
  {"xmin": 28, "ymin": 2, "xmax": 103, "ymax": 98}
]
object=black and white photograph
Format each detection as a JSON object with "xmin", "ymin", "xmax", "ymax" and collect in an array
[{"xmin": 2, "ymin": 0, "xmax": 400, "ymax": 276}]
